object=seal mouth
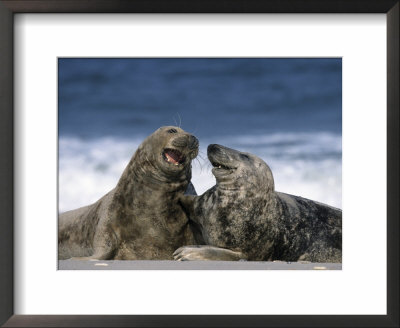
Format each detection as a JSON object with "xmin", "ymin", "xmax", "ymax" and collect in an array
[
  {"xmin": 211, "ymin": 160, "xmax": 235, "ymax": 171},
  {"xmin": 163, "ymin": 148, "xmax": 186, "ymax": 166},
  {"xmin": 210, "ymin": 160, "xmax": 237, "ymax": 179}
]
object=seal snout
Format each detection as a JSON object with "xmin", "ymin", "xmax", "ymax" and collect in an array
[
  {"xmin": 162, "ymin": 134, "xmax": 199, "ymax": 166},
  {"xmin": 207, "ymin": 144, "xmax": 237, "ymax": 156},
  {"xmin": 188, "ymin": 135, "xmax": 199, "ymax": 151},
  {"xmin": 171, "ymin": 135, "xmax": 199, "ymax": 150},
  {"xmin": 170, "ymin": 134, "xmax": 199, "ymax": 161},
  {"xmin": 188, "ymin": 135, "xmax": 199, "ymax": 160},
  {"xmin": 207, "ymin": 144, "xmax": 220, "ymax": 154},
  {"xmin": 207, "ymin": 144, "xmax": 237, "ymax": 171}
]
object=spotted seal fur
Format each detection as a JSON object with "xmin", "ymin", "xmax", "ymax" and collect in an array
[{"xmin": 175, "ymin": 144, "xmax": 342, "ymax": 262}]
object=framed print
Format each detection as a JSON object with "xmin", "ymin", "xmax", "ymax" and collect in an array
[{"xmin": 0, "ymin": 1, "xmax": 398, "ymax": 327}]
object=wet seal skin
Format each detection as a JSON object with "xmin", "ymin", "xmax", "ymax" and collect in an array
[
  {"xmin": 175, "ymin": 144, "xmax": 342, "ymax": 263},
  {"xmin": 58, "ymin": 126, "xmax": 203, "ymax": 260}
]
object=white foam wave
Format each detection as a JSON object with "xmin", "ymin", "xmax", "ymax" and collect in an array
[{"xmin": 59, "ymin": 132, "xmax": 342, "ymax": 212}]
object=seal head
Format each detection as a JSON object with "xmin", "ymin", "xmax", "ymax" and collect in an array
[
  {"xmin": 208, "ymin": 144, "xmax": 274, "ymax": 193},
  {"xmin": 127, "ymin": 126, "xmax": 199, "ymax": 186}
]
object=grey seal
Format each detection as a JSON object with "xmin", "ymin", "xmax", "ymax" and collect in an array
[
  {"xmin": 175, "ymin": 144, "xmax": 342, "ymax": 263},
  {"xmin": 58, "ymin": 126, "xmax": 203, "ymax": 260}
]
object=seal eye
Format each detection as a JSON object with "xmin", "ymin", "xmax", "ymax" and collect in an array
[{"xmin": 167, "ymin": 128, "xmax": 178, "ymax": 133}]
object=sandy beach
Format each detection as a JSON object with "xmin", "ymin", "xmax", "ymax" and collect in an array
[{"xmin": 59, "ymin": 260, "xmax": 341, "ymax": 270}]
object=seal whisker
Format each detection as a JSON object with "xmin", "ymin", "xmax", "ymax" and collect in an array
[
  {"xmin": 192, "ymin": 151, "xmax": 208, "ymax": 173},
  {"xmin": 196, "ymin": 152, "xmax": 206, "ymax": 162},
  {"xmin": 197, "ymin": 150, "xmax": 207, "ymax": 162},
  {"xmin": 194, "ymin": 158, "xmax": 205, "ymax": 173},
  {"xmin": 172, "ymin": 112, "xmax": 182, "ymax": 128}
]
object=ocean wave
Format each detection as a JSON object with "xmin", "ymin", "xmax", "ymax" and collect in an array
[{"xmin": 58, "ymin": 132, "xmax": 342, "ymax": 212}]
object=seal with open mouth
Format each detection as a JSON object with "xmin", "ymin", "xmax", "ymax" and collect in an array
[
  {"xmin": 175, "ymin": 144, "xmax": 342, "ymax": 262},
  {"xmin": 58, "ymin": 126, "xmax": 203, "ymax": 260}
]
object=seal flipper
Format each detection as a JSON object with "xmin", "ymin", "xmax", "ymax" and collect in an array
[{"xmin": 173, "ymin": 245, "xmax": 246, "ymax": 261}]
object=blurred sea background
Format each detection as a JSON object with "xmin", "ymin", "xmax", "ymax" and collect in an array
[{"xmin": 58, "ymin": 58, "xmax": 342, "ymax": 213}]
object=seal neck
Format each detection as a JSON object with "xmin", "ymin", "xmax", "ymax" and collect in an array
[{"xmin": 116, "ymin": 149, "xmax": 191, "ymax": 194}]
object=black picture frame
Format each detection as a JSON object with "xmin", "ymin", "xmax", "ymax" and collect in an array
[{"xmin": 0, "ymin": 1, "xmax": 398, "ymax": 327}]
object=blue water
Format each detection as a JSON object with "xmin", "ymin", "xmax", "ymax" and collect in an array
[{"xmin": 58, "ymin": 58, "xmax": 342, "ymax": 212}]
